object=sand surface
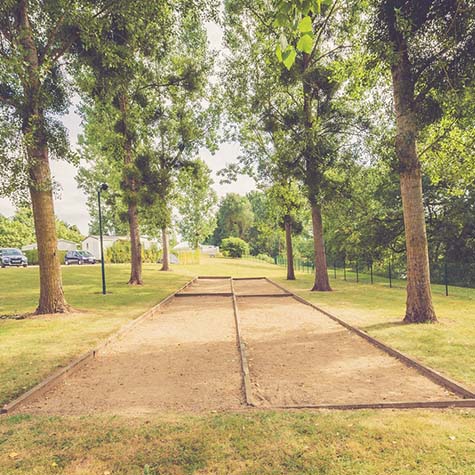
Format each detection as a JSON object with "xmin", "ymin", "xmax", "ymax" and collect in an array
[
  {"xmin": 19, "ymin": 296, "xmax": 242, "ymax": 415},
  {"xmin": 179, "ymin": 278, "xmax": 231, "ymax": 294},
  {"xmin": 233, "ymin": 278, "xmax": 287, "ymax": 295},
  {"xmin": 237, "ymin": 296, "xmax": 456, "ymax": 406}
]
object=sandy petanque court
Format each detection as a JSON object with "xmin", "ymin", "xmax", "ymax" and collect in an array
[{"xmin": 16, "ymin": 277, "xmax": 462, "ymax": 415}]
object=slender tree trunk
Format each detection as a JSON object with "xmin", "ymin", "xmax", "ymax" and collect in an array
[
  {"xmin": 119, "ymin": 93, "xmax": 143, "ymax": 285},
  {"xmin": 284, "ymin": 216, "xmax": 295, "ymax": 280},
  {"xmin": 19, "ymin": 0, "xmax": 69, "ymax": 314},
  {"xmin": 391, "ymin": 41, "xmax": 436, "ymax": 323},
  {"xmin": 161, "ymin": 227, "xmax": 170, "ymax": 271},
  {"xmin": 311, "ymin": 203, "xmax": 332, "ymax": 291},
  {"xmin": 127, "ymin": 201, "xmax": 142, "ymax": 284},
  {"xmin": 302, "ymin": 52, "xmax": 331, "ymax": 292}
]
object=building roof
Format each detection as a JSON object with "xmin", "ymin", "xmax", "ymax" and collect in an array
[{"xmin": 83, "ymin": 235, "xmax": 127, "ymax": 242}]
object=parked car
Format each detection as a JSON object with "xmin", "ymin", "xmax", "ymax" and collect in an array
[
  {"xmin": 0, "ymin": 248, "xmax": 28, "ymax": 268},
  {"xmin": 64, "ymin": 250, "xmax": 96, "ymax": 265}
]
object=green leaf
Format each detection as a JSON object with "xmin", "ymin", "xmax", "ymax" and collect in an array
[
  {"xmin": 275, "ymin": 44, "xmax": 283, "ymax": 62},
  {"xmin": 279, "ymin": 33, "xmax": 288, "ymax": 51},
  {"xmin": 298, "ymin": 16, "xmax": 313, "ymax": 33},
  {"xmin": 297, "ymin": 33, "xmax": 313, "ymax": 54},
  {"xmin": 282, "ymin": 46, "xmax": 297, "ymax": 70}
]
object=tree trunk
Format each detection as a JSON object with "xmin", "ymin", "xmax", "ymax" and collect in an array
[
  {"xmin": 302, "ymin": 52, "xmax": 331, "ymax": 292},
  {"xmin": 311, "ymin": 203, "xmax": 332, "ymax": 291},
  {"xmin": 284, "ymin": 216, "xmax": 295, "ymax": 280},
  {"xmin": 161, "ymin": 227, "xmax": 170, "ymax": 271},
  {"xmin": 19, "ymin": 0, "xmax": 69, "ymax": 314},
  {"xmin": 391, "ymin": 40, "xmax": 436, "ymax": 323},
  {"xmin": 119, "ymin": 92, "xmax": 143, "ymax": 285},
  {"xmin": 127, "ymin": 200, "xmax": 143, "ymax": 284},
  {"xmin": 29, "ymin": 143, "xmax": 70, "ymax": 314}
]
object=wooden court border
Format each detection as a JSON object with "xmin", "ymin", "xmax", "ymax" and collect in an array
[
  {"xmin": 1, "ymin": 277, "xmax": 197, "ymax": 415},
  {"xmin": 230, "ymin": 278, "xmax": 255, "ymax": 406}
]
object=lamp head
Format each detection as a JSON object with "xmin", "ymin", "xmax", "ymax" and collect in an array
[{"xmin": 99, "ymin": 183, "xmax": 108, "ymax": 192}]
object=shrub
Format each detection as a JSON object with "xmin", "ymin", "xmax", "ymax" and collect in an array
[
  {"xmin": 106, "ymin": 240, "xmax": 130, "ymax": 263},
  {"xmin": 24, "ymin": 249, "xmax": 67, "ymax": 265},
  {"xmin": 220, "ymin": 237, "xmax": 249, "ymax": 258},
  {"xmin": 106, "ymin": 240, "xmax": 162, "ymax": 263}
]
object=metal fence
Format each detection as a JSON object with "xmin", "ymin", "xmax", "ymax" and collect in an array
[{"xmin": 245, "ymin": 254, "xmax": 475, "ymax": 297}]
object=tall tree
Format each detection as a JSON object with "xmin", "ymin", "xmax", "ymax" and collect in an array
[
  {"xmin": 77, "ymin": 3, "xmax": 218, "ymax": 283},
  {"xmin": 0, "ymin": 0, "xmax": 119, "ymax": 313},
  {"xmin": 177, "ymin": 159, "xmax": 218, "ymax": 249},
  {"xmin": 267, "ymin": 181, "xmax": 307, "ymax": 280},
  {"xmin": 212, "ymin": 193, "xmax": 254, "ymax": 245},
  {"xmin": 370, "ymin": 0, "xmax": 475, "ymax": 322},
  {"xmin": 225, "ymin": 0, "xmax": 357, "ymax": 291},
  {"xmin": 75, "ymin": 3, "xmax": 172, "ymax": 284}
]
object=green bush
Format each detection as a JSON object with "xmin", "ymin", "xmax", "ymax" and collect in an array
[
  {"xmin": 106, "ymin": 240, "xmax": 161, "ymax": 263},
  {"xmin": 221, "ymin": 237, "xmax": 249, "ymax": 258},
  {"xmin": 23, "ymin": 249, "xmax": 67, "ymax": 265}
]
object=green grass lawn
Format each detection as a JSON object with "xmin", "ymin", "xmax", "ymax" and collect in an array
[{"xmin": 1, "ymin": 257, "xmax": 475, "ymax": 474}]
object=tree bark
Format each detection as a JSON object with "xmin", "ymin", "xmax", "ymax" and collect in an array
[
  {"xmin": 160, "ymin": 227, "xmax": 170, "ymax": 271},
  {"xmin": 127, "ymin": 200, "xmax": 142, "ymax": 284},
  {"xmin": 119, "ymin": 92, "xmax": 143, "ymax": 285},
  {"xmin": 311, "ymin": 203, "xmax": 332, "ymax": 291},
  {"xmin": 284, "ymin": 216, "xmax": 295, "ymax": 280},
  {"xmin": 29, "ymin": 143, "xmax": 70, "ymax": 314},
  {"xmin": 18, "ymin": 0, "xmax": 69, "ymax": 314},
  {"xmin": 391, "ymin": 40, "xmax": 436, "ymax": 323}
]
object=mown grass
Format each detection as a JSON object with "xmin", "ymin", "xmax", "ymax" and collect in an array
[
  {"xmin": 1, "ymin": 257, "xmax": 475, "ymax": 474},
  {"xmin": 1, "ymin": 411, "xmax": 475, "ymax": 474}
]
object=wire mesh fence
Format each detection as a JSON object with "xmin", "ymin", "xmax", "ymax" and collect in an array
[{"xmin": 244, "ymin": 253, "xmax": 475, "ymax": 297}]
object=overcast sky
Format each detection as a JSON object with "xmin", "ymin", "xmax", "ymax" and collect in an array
[{"xmin": 0, "ymin": 20, "xmax": 256, "ymax": 234}]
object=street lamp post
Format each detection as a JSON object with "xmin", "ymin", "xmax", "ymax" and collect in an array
[{"xmin": 97, "ymin": 183, "xmax": 108, "ymax": 295}]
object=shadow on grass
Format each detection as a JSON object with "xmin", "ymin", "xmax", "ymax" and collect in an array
[
  {"xmin": 0, "ymin": 312, "xmax": 34, "ymax": 320},
  {"xmin": 361, "ymin": 320, "xmax": 405, "ymax": 332}
]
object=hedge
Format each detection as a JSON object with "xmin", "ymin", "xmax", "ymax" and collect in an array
[{"xmin": 24, "ymin": 249, "xmax": 67, "ymax": 265}]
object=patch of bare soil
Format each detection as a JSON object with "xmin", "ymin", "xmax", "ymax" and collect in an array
[
  {"xmin": 237, "ymin": 296, "xmax": 457, "ymax": 406},
  {"xmin": 233, "ymin": 279, "xmax": 287, "ymax": 295},
  {"xmin": 180, "ymin": 278, "xmax": 231, "ymax": 294},
  {"xmin": 18, "ymin": 296, "xmax": 243, "ymax": 415}
]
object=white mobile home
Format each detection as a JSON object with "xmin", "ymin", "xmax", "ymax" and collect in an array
[{"xmin": 22, "ymin": 239, "xmax": 78, "ymax": 252}]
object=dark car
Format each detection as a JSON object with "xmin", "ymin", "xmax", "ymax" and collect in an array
[
  {"xmin": 0, "ymin": 248, "xmax": 28, "ymax": 268},
  {"xmin": 64, "ymin": 250, "xmax": 96, "ymax": 265}
]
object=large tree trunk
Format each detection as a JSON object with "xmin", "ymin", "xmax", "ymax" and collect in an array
[
  {"xmin": 29, "ymin": 143, "xmax": 70, "ymax": 314},
  {"xmin": 311, "ymin": 203, "xmax": 332, "ymax": 291},
  {"xmin": 119, "ymin": 92, "xmax": 143, "ymax": 285},
  {"xmin": 391, "ymin": 40, "xmax": 436, "ymax": 323},
  {"xmin": 160, "ymin": 227, "xmax": 170, "ymax": 271},
  {"xmin": 284, "ymin": 216, "xmax": 295, "ymax": 280},
  {"xmin": 19, "ymin": 0, "xmax": 69, "ymax": 314}
]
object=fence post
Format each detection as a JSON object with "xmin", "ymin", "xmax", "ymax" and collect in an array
[
  {"xmin": 334, "ymin": 261, "xmax": 337, "ymax": 279},
  {"xmin": 343, "ymin": 258, "xmax": 346, "ymax": 281},
  {"xmin": 444, "ymin": 258, "xmax": 449, "ymax": 297},
  {"xmin": 389, "ymin": 258, "xmax": 392, "ymax": 288},
  {"xmin": 370, "ymin": 261, "xmax": 374, "ymax": 284},
  {"xmin": 356, "ymin": 261, "xmax": 359, "ymax": 283}
]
